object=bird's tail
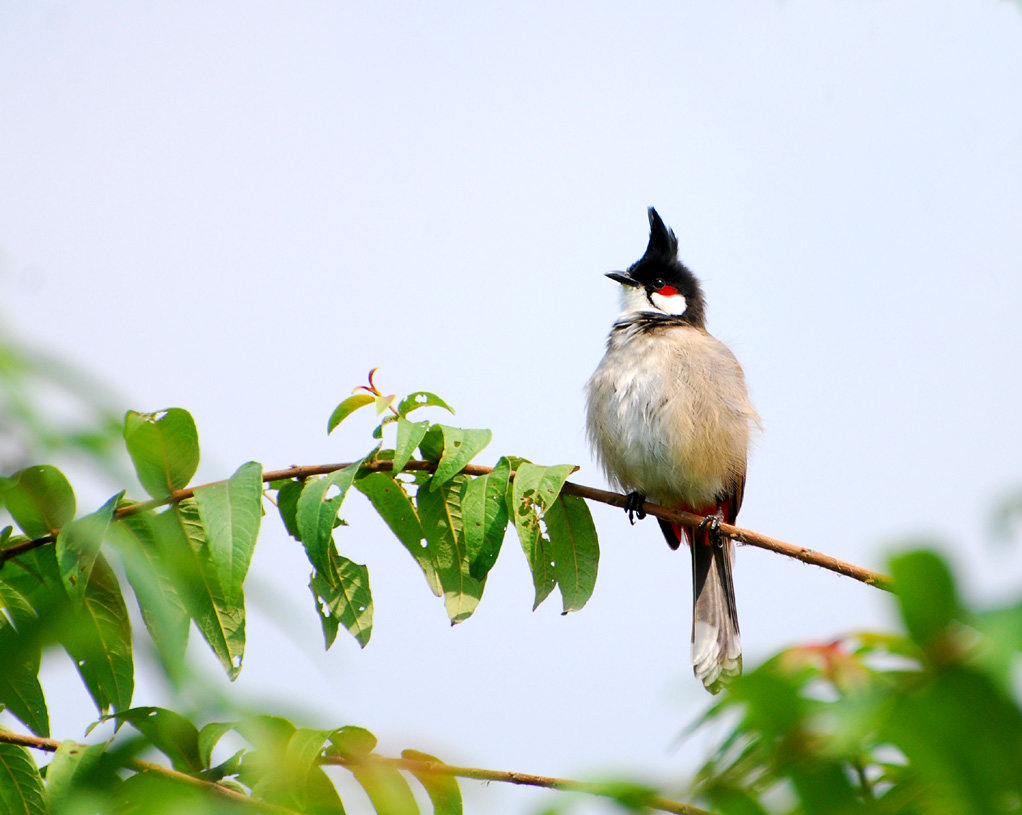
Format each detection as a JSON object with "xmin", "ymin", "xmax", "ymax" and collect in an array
[{"xmin": 660, "ymin": 519, "xmax": 742, "ymax": 694}]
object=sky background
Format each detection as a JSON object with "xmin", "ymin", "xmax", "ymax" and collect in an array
[{"xmin": 2, "ymin": 2, "xmax": 1022, "ymax": 813}]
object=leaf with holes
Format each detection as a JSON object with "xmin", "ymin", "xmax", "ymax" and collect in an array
[
  {"xmin": 397, "ymin": 391, "xmax": 455, "ymax": 417},
  {"xmin": 430, "ymin": 426, "xmax": 492, "ymax": 490},
  {"xmin": 511, "ymin": 463, "xmax": 577, "ymax": 610},
  {"xmin": 417, "ymin": 475, "xmax": 485, "ymax": 624},
  {"xmin": 123, "ymin": 409, "xmax": 200, "ymax": 499},
  {"xmin": 0, "ymin": 465, "xmax": 76, "ymax": 538},
  {"xmin": 296, "ymin": 459, "xmax": 365, "ymax": 583},
  {"xmin": 194, "ymin": 461, "xmax": 263, "ymax": 608},
  {"xmin": 356, "ymin": 472, "xmax": 439, "ymax": 596},
  {"xmin": 105, "ymin": 707, "xmax": 203, "ymax": 773},
  {"xmin": 310, "ymin": 549, "xmax": 373, "ymax": 648}
]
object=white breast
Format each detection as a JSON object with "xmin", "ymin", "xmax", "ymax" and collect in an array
[{"xmin": 584, "ymin": 323, "xmax": 758, "ymax": 508}]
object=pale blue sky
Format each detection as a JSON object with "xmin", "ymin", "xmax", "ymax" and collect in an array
[{"xmin": 2, "ymin": 2, "xmax": 1022, "ymax": 812}]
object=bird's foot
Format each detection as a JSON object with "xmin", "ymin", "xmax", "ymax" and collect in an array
[
  {"xmin": 697, "ymin": 509, "xmax": 726, "ymax": 545},
  {"xmin": 624, "ymin": 492, "xmax": 647, "ymax": 524}
]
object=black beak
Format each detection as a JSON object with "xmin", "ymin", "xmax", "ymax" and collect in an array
[{"xmin": 606, "ymin": 271, "xmax": 639, "ymax": 287}]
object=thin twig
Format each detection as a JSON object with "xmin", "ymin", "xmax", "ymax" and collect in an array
[
  {"xmin": 0, "ymin": 459, "xmax": 892, "ymax": 591},
  {"xmin": 323, "ymin": 753, "xmax": 715, "ymax": 815},
  {"xmin": 0, "ymin": 730, "xmax": 714, "ymax": 815},
  {"xmin": 0, "ymin": 730, "xmax": 299, "ymax": 815}
]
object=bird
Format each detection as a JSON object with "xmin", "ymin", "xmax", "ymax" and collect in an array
[{"xmin": 584, "ymin": 207, "xmax": 760, "ymax": 694}]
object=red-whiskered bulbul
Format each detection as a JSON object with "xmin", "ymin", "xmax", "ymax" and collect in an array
[{"xmin": 585, "ymin": 208, "xmax": 760, "ymax": 693}]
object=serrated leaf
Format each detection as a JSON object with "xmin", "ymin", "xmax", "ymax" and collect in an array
[
  {"xmin": 44, "ymin": 740, "xmax": 112, "ymax": 814},
  {"xmin": 416, "ymin": 476, "xmax": 485, "ymax": 624},
  {"xmin": 123, "ymin": 409, "xmax": 200, "ymax": 499},
  {"xmin": 61, "ymin": 555, "xmax": 134, "ymax": 715},
  {"xmin": 402, "ymin": 750, "xmax": 463, "ymax": 815},
  {"xmin": 275, "ymin": 480, "xmax": 302, "ymax": 540},
  {"xmin": 194, "ymin": 461, "xmax": 263, "ymax": 608},
  {"xmin": 105, "ymin": 707, "xmax": 202, "ymax": 773},
  {"xmin": 154, "ymin": 500, "xmax": 245, "ymax": 680},
  {"xmin": 430, "ymin": 426, "xmax": 492, "ymax": 490},
  {"xmin": 0, "ymin": 465, "xmax": 76, "ymax": 538},
  {"xmin": 327, "ymin": 394, "xmax": 375, "ymax": 433},
  {"xmin": 544, "ymin": 494, "xmax": 599, "ymax": 613},
  {"xmin": 461, "ymin": 457, "xmax": 511, "ymax": 580},
  {"xmin": 310, "ymin": 550, "xmax": 373, "ymax": 648},
  {"xmin": 105, "ymin": 510, "xmax": 190, "ymax": 680},
  {"xmin": 296, "ymin": 460, "xmax": 364, "ymax": 583},
  {"xmin": 56, "ymin": 492, "xmax": 122, "ymax": 606},
  {"xmin": 356, "ymin": 472, "xmax": 439, "ymax": 596},
  {"xmin": 512, "ymin": 463, "xmax": 577, "ymax": 610},
  {"xmin": 397, "ymin": 391, "xmax": 455, "ymax": 417},
  {"xmin": 393, "ymin": 417, "xmax": 429, "ymax": 474},
  {"xmin": 0, "ymin": 735, "xmax": 45, "ymax": 815}
]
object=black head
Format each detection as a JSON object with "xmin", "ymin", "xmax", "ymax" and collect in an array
[{"xmin": 606, "ymin": 207, "xmax": 706, "ymax": 327}]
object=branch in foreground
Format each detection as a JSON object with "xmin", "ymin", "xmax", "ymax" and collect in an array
[
  {"xmin": 0, "ymin": 730, "xmax": 713, "ymax": 815},
  {"xmin": 0, "ymin": 458, "xmax": 892, "ymax": 591}
]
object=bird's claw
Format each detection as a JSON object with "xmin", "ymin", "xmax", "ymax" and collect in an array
[
  {"xmin": 624, "ymin": 492, "xmax": 647, "ymax": 525},
  {"xmin": 697, "ymin": 510, "xmax": 725, "ymax": 545}
]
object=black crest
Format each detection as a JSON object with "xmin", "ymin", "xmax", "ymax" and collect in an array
[{"xmin": 642, "ymin": 207, "xmax": 679, "ymax": 264}]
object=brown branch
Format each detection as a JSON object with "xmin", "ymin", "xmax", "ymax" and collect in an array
[
  {"xmin": 0, "ymin": 459, "xmax": 892, "ymax": 591},
  {"xmin": 0, "ymin": 729, "xmax": 714, "ymax": 815},
  {"xmin": 0, "ymin": 730, "xmax": 300, "ymax": 815},
  {"xmin": 323, "ymin": 753, "xmax": 714, "ymax": 815}
]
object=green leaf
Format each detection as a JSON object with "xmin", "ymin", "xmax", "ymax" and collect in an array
[
  {"xmin": 0, "ymin": 579, "xmax": 48, "ymax": 737},
  {"xmin": 349, "ymin": 760, "xmax": 419, "ymax": 815},
  {"xmin": 461, "ymin": 457, "xmax": 511, "ymax": 580},
  {"xmin": 194, "ymin": 461, "xmax": 263, "ymax": 608},
  {"xmin": 105, "ymin": 510, "xmax": 190, "ymax": 680},
  {"xmin": 0, "ymin": 465, "xmax": 76, "ymax": 538},
  {"xmin": 393, "ymin": 417, "xmax": 429, "ymax": 474},
  {"xmin": 327, "ymin": 394, "xmax": 374, "ymax": 433},
  {"xmin": 283, "ymin": 729, "xmax": 336, "ymax": 810},
  {"xmin": 106, "ymin": 707, "xmax": 203, "ymax": 773},
  {"xmin": 296, "ymin": 460, "xmax": 364, "ymax": 582},
  {"xmin": 430, "ymin": 426, "xmax": 492, "ymax": 490},
  {"xmin": 889, "ymin": 549, "xmax": 961, "ymax": 649},
  {"xmin": 416, "ymin": 476, "xmax": 485, "ymax": 624},
  {"xmin": 310, "ymin": 550, "xmax": 373, "ymax": 648},
  {"xmin": 275, "ymin": 480, "xmax": 302, "ymax": 540},
  {"xmin": 123, "ymin": 409, "xmax": 200, "ymax": 499},
  {"xmin": 154, "ymin": 500, "xmax": 245, "ymax": 680},
  {"xmin": 543, "ymin": 494, "xmax": 599, "ymax": 613},
  {"xmin": 418, "ymin": 426, "xmax": 444, "ymax": 463},
  {"xmin": 328, "ymin": 726, "xmax": 375, "ymax": 760},
  {"xmin": 44, "ymin": 740, "xmax": 113, "ymax": 814},
  {"xmin": 56, "ymin": 492, "xmax": 122, "ymax": 606},
  {"xmin": 61, "ymin": 555, "xmax": 134, "ymax": 715},
  {"xmin": 197, "ymin": 721, "xmax": 237, "ymax": 770},
  {"xmin": 511, "ymin": 463, "xmax": 577, "ymax": 610},
  {"xmin": 0, "ymin": 734, "xmax": 45, "ymax": 815},
  {"xmin": 397, "ymin": 391, "xmax": 455, "ymax": 417},
  {"xmin": 356, "ymin": 472, "xmax": 439, "ymax": 596},
  {"xmin": 374, "ymin": 394, "xmax": 397, "ymax": 415},
  {"xmin": 402, "ymin": 749, "xmax": 463, "ymax": 815}
]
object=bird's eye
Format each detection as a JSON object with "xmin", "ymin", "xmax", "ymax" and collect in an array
[{"xmin": 652, "ymin": 278, "xmax": 666, "ymax": 290}]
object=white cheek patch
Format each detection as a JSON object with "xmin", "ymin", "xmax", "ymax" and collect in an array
[
  {"xmin": 618, "ymin": 285, "xmax": 650, "ymax": 315},
  {"xmin": 649, "ymin": 290, "xmax": 688, "ymax": 315}
]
